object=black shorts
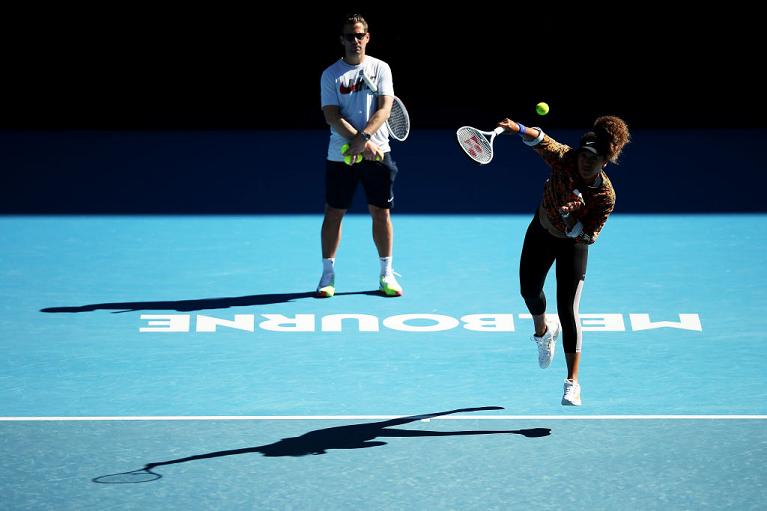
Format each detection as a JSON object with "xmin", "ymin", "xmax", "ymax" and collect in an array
[{"xmin": 325, "ymin": 152, "xmax": 398, "ymax": 209}]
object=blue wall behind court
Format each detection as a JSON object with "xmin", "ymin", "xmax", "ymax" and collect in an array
[{"xmin": 2, "ymin": 129, "xmax": 765, "ymax": 214}]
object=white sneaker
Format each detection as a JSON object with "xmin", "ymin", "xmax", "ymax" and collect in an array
[
  {"xmin": 379, "ymin": 272, "xmax": 403, "ymax": 297},
  {"xmin": 562, "ymin": 379, "xmax": 582, "ymax": 406},
  {"xmin": 316, "ymin": 272, "xmax": 335, "ymax": 298},
  {"xmin": 531, "ymin": 318, "xmax": 560, "ymax": 368}
]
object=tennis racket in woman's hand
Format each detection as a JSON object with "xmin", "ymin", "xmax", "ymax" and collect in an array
[{"xmin": 456, "ymin": 126, "xmax": 505, "ymax": 164}]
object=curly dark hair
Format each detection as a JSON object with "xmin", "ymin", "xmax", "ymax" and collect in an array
[{"xmin": 580, "ymin": 116, "xmax": 631, "ymax": 164}]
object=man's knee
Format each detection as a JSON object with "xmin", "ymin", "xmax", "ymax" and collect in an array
[
  {"xmin": 324, "ymin": 205, "xmax": 346, "ymax": 222},
  {"xmin": 368, "ymin": 205, "xmax": 391, "ymax": 223}
]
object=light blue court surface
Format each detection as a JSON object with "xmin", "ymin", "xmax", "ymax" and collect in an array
[{"xmin": 1, "ymin": 214, "xmax": 766, "ymax": 509}]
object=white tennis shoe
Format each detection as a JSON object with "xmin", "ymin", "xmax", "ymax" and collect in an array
[
  {"xmin": 531, "ymin": 318, "xmax": 560, "ymax": 369},
  {"xmin": 316, "ymin": 272, "xmax": 335, "ymax": 298},
  {"xmin": 379, "ymin": 272, "xmax": 403, "ymax": 297},
  {"xmin": 562, "ymin": 379, "xmax": 582, "ymax": 406}
]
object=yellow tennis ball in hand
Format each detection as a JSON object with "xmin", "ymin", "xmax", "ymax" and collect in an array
[
  {"xmin": 340, "ymin": 143, "xmax": 363, "ymax": 165},
  {"xmin": 536, "ymin": 102, "xmax": 550, "ymax": 116}
]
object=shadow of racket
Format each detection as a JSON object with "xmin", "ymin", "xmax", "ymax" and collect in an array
[{"xmin": 92, "ymin": 465, "xmax": 162, "ymax": 484}]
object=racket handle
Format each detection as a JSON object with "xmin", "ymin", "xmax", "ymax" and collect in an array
[
  {"xmin": 360, "ymin": 71, "xmax": 378, "ymax": 94},
  {"xmin": 493, "ymin": 127, "xmax": 505, "ymax": 135}
]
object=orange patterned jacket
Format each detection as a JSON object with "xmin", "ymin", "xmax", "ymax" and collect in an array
[{"xmin": 531, "ymin": 134, "xmax": 615, "ymax": 244}]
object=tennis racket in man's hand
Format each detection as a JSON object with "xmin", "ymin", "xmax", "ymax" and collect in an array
[
  {"xmin": 386, "ymin": 96, "xmax": 410, "ymax": 141},
  {"xmin": 360, "ymin": 71, "xmax": 410, "ymax": 142},
  {"xmin": 456, "ymin": 126, "xmax": 505, "ymax": 165}
]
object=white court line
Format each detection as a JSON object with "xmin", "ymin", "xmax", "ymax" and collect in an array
[{"xmin": 1, "ymin": 415, "xmax": 766, "ymax": 421}]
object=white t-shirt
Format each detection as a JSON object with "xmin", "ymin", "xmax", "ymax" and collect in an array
[{"xmin": 320, "ymin": 56, "xmax": 394, "ymax": 161}]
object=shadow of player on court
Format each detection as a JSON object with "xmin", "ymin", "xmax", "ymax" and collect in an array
[
  {"xmin": 93, "ymin": 407, "xmax": 551, "ymax": 483},
  {"xmin": 41, "ymin": 290, "xmax": 382, "ymax": 313}
]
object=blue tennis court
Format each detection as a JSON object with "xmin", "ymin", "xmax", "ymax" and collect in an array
[
  {"xmin": 3, "ymin": 3, "xmax": 766, "ymax": 506},
  {"xmin": 1, "ymin": 206, "xmax": 766, "ymax": 509}
]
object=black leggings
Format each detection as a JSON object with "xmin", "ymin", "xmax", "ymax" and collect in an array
[{"xmin": 519, "ymin": 213, "xmax": 588, "ymax": 353}]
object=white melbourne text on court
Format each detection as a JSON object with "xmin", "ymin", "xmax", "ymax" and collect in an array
[{"xmin": 138, "ymin": 313, "xmax": 703, "ymax": 333}]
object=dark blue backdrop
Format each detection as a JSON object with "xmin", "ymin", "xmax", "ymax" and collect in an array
[{"xmin": 2, "ymin": 129, "xmax": 765, "ymax": 214}]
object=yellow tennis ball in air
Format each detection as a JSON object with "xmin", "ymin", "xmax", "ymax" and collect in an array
[
  {"xmin": 340, "ymin": 143, "xmax": 363, "ymax": 165},
  {"xmin": 536, "ymin": 102, "xmax": 550, "ymax": 116}
]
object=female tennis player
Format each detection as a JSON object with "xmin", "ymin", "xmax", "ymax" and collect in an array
[{"xmin": 497, "ymin": 115, "xmax": 631, "ymax": 405}]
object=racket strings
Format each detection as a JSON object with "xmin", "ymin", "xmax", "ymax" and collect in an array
[
  {"xmin": 387, "ymin": 98, "xmax": 410, "ymax": 141},
  {"xmin": 457, "ymin": 127, "xmax": 493, "ymax": 164}
]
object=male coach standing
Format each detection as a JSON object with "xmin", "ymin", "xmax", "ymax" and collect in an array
[{"xmin": 316, "ymin": 12, "xmax": 403, "ymax": 298}]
